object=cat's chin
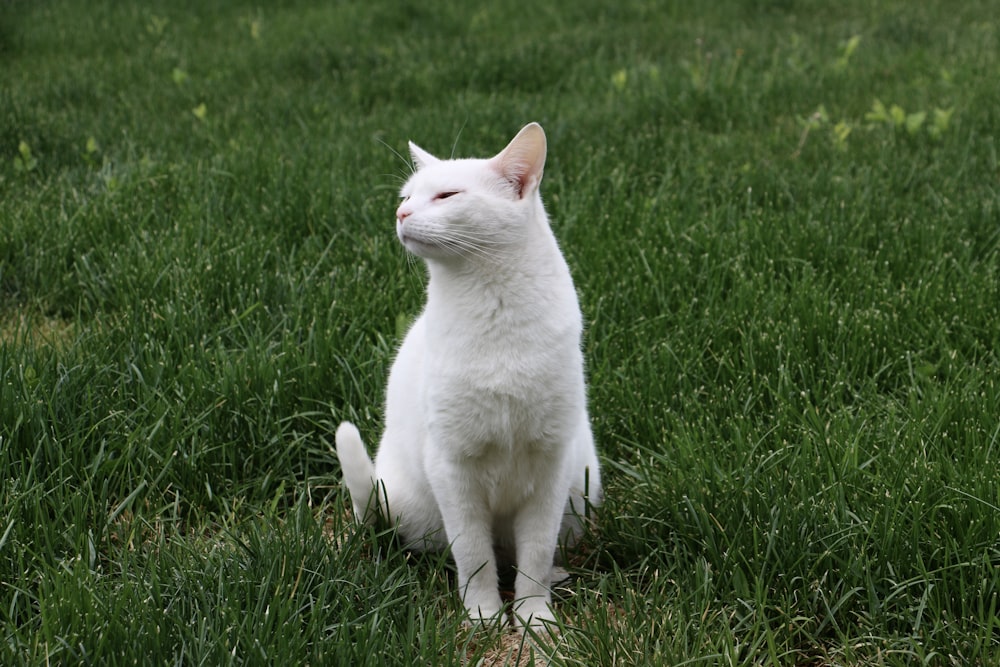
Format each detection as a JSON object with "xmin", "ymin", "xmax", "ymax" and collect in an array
[
  {"xmin": 400, "ymin": 238, "xmax": 435, "ymax": 257},
  {"xmin": 399, "ymin": 235, "xmax": 451, "ymax": 260}
]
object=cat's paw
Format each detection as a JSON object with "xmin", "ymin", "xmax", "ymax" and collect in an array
[
  {"xmin": 512, "ymin": 599, "xmax": 557, "ymax": 634},
  {"xmin": 462, "ymin": 600, "xmax": 506, "ymax": 630},
  {"xmin": 549, "ymin": 566, "xmax": 570, "ymax": 587}
]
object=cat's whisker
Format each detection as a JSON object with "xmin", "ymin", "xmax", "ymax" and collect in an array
[
  {"xmin": 430, "ymin": 233, "xmax": 520, "ymax": 263},
  {"xmin": 378, "ymin": 136, "xmax": 416, "ymax": 175},
  {"xmin": 429, "ymin": 238, "xmax": 495, "ymax": 262},
  {"xmin": 432, "ymin": 226, "xmax": 529, "ymax": 256}
]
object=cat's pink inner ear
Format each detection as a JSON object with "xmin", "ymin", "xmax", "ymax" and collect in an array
[
  {"xmin": 492, "ymin": 123, "xmax": 547, "ymax": 198},
  {"xmin": 409, "ymin": 141, "xmax": 439, "ymax": 170}
]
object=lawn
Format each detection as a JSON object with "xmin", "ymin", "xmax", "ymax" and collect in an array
[{"xmin": 1, "ymin": 0, "xmax": 998, "ymax": 664}]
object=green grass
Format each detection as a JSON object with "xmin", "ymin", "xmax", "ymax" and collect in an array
[{"xmin": 2, "ymin": 0, "xmax": 998, "ymax": 664}]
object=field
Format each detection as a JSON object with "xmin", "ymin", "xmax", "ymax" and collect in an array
[{"xmin": 2, "ymin": 0, "xmax": 999, "ymax": 664}]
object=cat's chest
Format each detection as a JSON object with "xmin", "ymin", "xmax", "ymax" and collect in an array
[
  {"xmin": 424, "ymin": 303, "xmax": 575, "ymax": 391},
  {"xmin": 421, "ymin": 317, "xmax": 581, "ymax": 452},
  {"xmin": 418, "ymin": 265, "xmax": 583, "ymax": 445},
  {"xmin": 425, "ymin": 276, "xmax": 577, "ymax": 358},
  {"xmin": 426, "ymin": 380, "xmax": 570, "ymax": 460}
]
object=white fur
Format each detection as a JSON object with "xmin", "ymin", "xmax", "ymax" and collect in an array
[{"xmin": 336, "ymin": 123, "xmax": 601, "ymax": 631}]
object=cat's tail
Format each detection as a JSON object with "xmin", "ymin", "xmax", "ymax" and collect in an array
[{"xmin": 334, "ymin": 421, "xmax": 380, "ymax": 525}]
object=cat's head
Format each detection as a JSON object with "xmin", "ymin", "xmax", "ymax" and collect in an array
[{"xmin": 395, "ymin": 123, "xmax": 547, "ymax": 262}]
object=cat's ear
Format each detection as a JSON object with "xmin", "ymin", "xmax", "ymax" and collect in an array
[
  {"xmin": 491, "ymin": 122, "xmax": 547, "ymax": 199},
  {"xmin": 408, "ymin": 141, "xmax": 439, "ymax": 170}
]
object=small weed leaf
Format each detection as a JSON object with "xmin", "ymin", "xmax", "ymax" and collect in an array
[
  {"xmin": 172, "ymin": 67, "xmax": 189, "ymax": 85},
  {"xmin": 834, "ymin": 35, "xmax": 861, "ymax": 71},
  {"xmin": 192, "ymin": 103, "xmax": 208, "ymax": 121},
  {"xmin": 684, "ymin": 37, "xmax": 713, "ymax": 91},
  {"xmin": 22, "ymin": 364, "xmax": 38, "ymax": 388},
  {"xmin": 904, "ymin": 110, "xmax": 926, "ymax": 135},
  {"xmin": 146, "ymin": 14, "xmax": 169, "ymax": 37},
  {"xmin": 238, "ymin": 13, "xmax": 262, "ymax": 40},
  {"xmin": 100, "ymin": 163, "xmax": 121, "ymax": 192},
  {"xmin": 832, "ymin": 121, "xmax": 852, "ymax": 151},
  {"xmin": 608, "ymin": 63, "xmax": 665, "ymax": 95},
  {"xmin": 801, "ymin": 105, "xmax": 829, "ymax": 130},
  {"xmin": 793, "ymin": 105, "xmax": 852, "ymax": 156},
  {"xmin": 865, "ymin": 98, "xmax": 889, "ymax": 124},
  {"xmin": 930, "ymin": 107, "xmax": 955, "ymax": 139},
  {"xmin": 14, "ymin": 141, "xmax": 37, "ymax": 172},
  {"xmin": 83, "ymin": 136, "xmax": 100, "ymax": 166},
  {"xmin": 889, "ymin": 103, "xmax": 907, "ymax": 127},
  {"xmin": 865, "ymin": 99, "xmax": 951, "ymax": 139},
  {"xmin": 395, "ymin": 312, "xmax": 415, "ymax": 339},
  {"xmin": 610, "ymin": 69, "xmax": 627, "ymax": 91}
]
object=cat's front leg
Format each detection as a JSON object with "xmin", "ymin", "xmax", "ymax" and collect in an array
[
  {"xmin": 448, "ymin": 509, "xmax": 504, "ymax": 626},
  {"xmin": 510, "ymin": 482, "xmax": 567, "ymax": 631},
  {"xmin": 428, "ymin": 458, "xmax": 505, "ymax": 626}
]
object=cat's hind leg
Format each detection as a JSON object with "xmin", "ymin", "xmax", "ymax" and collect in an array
[{"xmin": 374, "ymin": 435, "xmax": 448, "ymax": 551}]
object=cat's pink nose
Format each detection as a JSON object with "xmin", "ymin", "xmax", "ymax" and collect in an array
[{"xmin": 396, "ymin": 205, "xmax": 412, "ymax": 223}]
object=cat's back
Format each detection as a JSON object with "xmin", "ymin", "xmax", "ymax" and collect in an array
[{"xmin": 383, "ymin": 312, "xmax": 428, "ymax": 428}]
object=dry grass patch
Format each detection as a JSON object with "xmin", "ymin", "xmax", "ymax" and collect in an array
[
  {"xmin": 0, "ymin": 306, "xmax": 75, "ymax": 348},
  {"xmin": 474, "ymin": 630, "xmax": 556, "ymax": 667}
]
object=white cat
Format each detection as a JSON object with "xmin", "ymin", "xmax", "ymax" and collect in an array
[{"xmin": 335, "ymin": 123, "xmax": 601, "ymax": 631}]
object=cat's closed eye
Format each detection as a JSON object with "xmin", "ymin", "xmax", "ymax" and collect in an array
[{"xmin": 434, "ymin": 191, "xmax": 461, "ymax": 201}]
